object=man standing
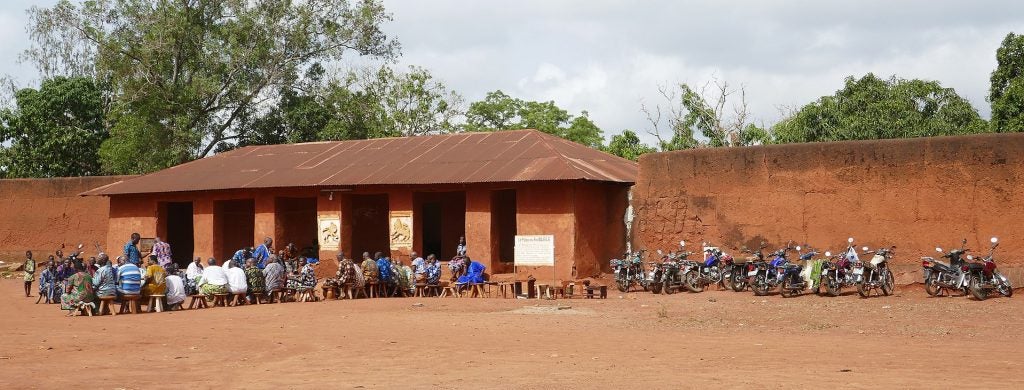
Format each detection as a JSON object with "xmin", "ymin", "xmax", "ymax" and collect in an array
[
  {"xmin": 151, "ymin": 237, "xmax": 172, "ymax": 268},
  {"xmin": 123, "ymin": 233, "xmax": 142, "ymax": 266},
  {"xmin": 23, "ymin": 251, "xmax": 36, "ymax": 297},
  {"xmin": 253, "ymin": 237, "xmax": 273, "ymax": 269}
]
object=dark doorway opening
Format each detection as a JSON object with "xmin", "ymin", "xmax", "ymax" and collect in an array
[
  {"xmin": 351, "ymin": 194, "xmax": 389, "ymax": 259},
  {"xmin": 276, "ymin": 197, "xmax": 318, "ymax": 258},
  {"xmin": 214, "ymin": 199, "xmax": 255, "ymax": 262},
  {"xmin": 162, "ymin": 202, "xmax": 194, "ymax": 267},
  {"xmin": 416, "ymin": 191, "xmax": 466, "ymax": 261},
  {"xmin": 492, "ymin": 189, "xmax": 517, "ymax": 272}
]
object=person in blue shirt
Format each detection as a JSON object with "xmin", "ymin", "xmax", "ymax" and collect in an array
[
  {"xmin": 375, "ymin": 252, "xmax": 393, "ymax": 296},
  {"xmin": 116, "ymin": 260, "xmax": 142, "ymax": 298},
  {"xmin": 123, "ymin": 232, "xmax": 142, "ymax": 266},
  {"xmin": 253, "ymin": 237, "xmax": 273, "ymax": 269}
]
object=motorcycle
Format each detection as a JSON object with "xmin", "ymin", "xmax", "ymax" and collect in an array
[
  {"xmin": 750, "ymin": 243, "xmax": 794, "ymax": 296},
  {"xmin": 733, "ymin": 243, "xmax": 767, "ymax": 292},
  {"xmin": 856, "ymin": 245, "xmax": 895, "ymax": 297},
  {"xmin": 921, "ymin": 239, "xmax": 970, "ymax": 297},
  {"xmin": 819, "ymin": 237, "xmax": 862, "ymax": 297},
  {"xmin": 682, "ymin": 242, "xmax": 726, "ymax": 293},
  {"xmin": 611, "ymin": 250, "xmax": 649, "ymax": 293},
  {"xmin": 964, "ymin": 237, "xmax": 1013, "ymax": 301},
  {"xmin": 779, "ymin": 245, "xmax": 815, "ymax": 298},
  {"xmin": 649, "ymin": 241, "xmax": 689, "ymax": 294}
]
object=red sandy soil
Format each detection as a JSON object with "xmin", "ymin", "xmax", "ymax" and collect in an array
[{"xmin": 0, "ymin": 280, "xmax": 1021, "ymax": 389}]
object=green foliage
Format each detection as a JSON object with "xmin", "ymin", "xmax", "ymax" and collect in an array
[
  {"xmin": 26, "ymin": 0, "xmax": 399, "ymax": 174},
  {"xmin": 989, "ymin": 32, "xmax": 1024, "ymax": 133},
  {"xmin": 464, "ymin": 90, "xmax": 604, "ymax": 147},
  {"xmin": 602, "ymin": 129, "xmax": 656, "ymax": 161},
  {"xmin": 772, "ymin": 74, "xmax": 988, "ymax": 143},
  {"xmin": 0, "ymin": 77, "xmax": 107, "ymax": 177}
]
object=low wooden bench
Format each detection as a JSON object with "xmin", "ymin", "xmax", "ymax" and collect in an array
[
  {"xmin": 187, "ymin": 295, "xmax": 208, "ymax": 309},
  {"xmin": 269, "ymin": 289, "xmax": 285, "ymax": 303},
  {"xmin": 585, "ymin": 285, "xmax": 608, "ymax": 299},
  {"xmin": 97, "ymin": 296, "xmax": 117, "ymax": 315},
  {"xmin": 147, "ymin": 294, "xmax": 166, "ymax": 312},
  {"xmin": 119, "ymin": 294, "xmax": 142, "ymax": 314},
  {"xmin": 212, "ymin": 293, "xmax": 230, "ymax": 307}
]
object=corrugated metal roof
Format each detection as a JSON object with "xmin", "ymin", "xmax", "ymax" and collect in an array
[{"xmin": 83, "ymin": 130, "xmax": 638, "ymax": 196}]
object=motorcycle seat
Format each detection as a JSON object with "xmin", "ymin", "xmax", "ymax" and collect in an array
[
  {"xmin": 967, "ymin": 262, "xmax": 984, "ymax": 271},
  {"xmin": 930, "ymin": 261, "xmax": 952, "ymax": 272}
]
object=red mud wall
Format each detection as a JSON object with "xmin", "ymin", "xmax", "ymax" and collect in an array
[
  {"xmin": 0, "ymin": 176, "xmax": 134, "ymax": 262},
  {"xmin": 631, "ymin": 133, "xmax": 1024, "ymax": 284}
]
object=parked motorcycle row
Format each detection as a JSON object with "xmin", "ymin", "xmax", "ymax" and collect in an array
[{"xmin": 610, "ymin": 237, "xmax": 1013, "ymax": 300}]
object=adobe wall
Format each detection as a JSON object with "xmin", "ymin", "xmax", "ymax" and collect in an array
[
  {"xmin": 0, "ymin": 176, "xmax": 134, "ymax": 263},
  {"xmin": 631, "ymin": 133, "xmax": 1024, "ymax": 285}
]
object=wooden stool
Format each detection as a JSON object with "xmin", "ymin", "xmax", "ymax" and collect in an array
[
  {"xmin": 212, "ymin": 293, "xmax": 229, "ymax": 307},
  {"xmin": 188, "ymin": 295, "xmax": 208, "ymax": 309},
  {"xmin": 586, "ymin": 285, "xmax": 608, "ymax": 299},
  {"xmin": 230, "ymin": 293, "xmax": 246, "ymax": 306},
  {"xmin": 252, "ymin": 293, "xmax": 266, "ymax": 304},
  {"xmin": 498, "ymin": 282, "xmax": 513, "ymax": 298},
  {"xmin": 365, "ymin": 282, "xmax": 378, "ymax": 298},
  {"xmin": 269, "ymin": 289, "xmax": 285, "ymax": 303},
  {"xmin": 535, "ymin": 284, "xmax": 552, "ymax": 299},
  {"xmin": 147, "ymin": 294, "xmax": 166, "ymax": 312},
  {"xmin": 297, "ymin": 290, "xmax": 315, "ymax": 302},
  {"xmin": 119, "ymin": 294, "xmax": 141, "ymax": 314},
  {"xmin": 323, "ymin": 286, "xmax": 339, "ymax": 300},
  {"xmin": 426, "ymin": 285, "xmax": 441, "ymax": 297},
  {"xmin": 415, "ymin": 283, "xmax": 427, "ymax": 297},
  {"xmin": 284, "ymin": 288, "xmax": 297, "ymax": 302},
  {"xmin": 440, "ymin": 286, "xmax": 456, "ymax": 298},
  {"xmin": 98, "ymin": 296, "xmax": 116, "ymax": 315}
]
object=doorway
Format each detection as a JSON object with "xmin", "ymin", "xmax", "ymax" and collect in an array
[
  {"xmin": 492, "ymin": 189, "xmax": 517, "ymax": 271},
  {"xmin": 416, "ymin": 191, "xmax": 466, "ymax": 260},
  {"xmin": 214, "ymin": 199, "xmax": 255, "ymax": 261},
  {"xmin": 162, "ymin": 202, "xmax": 194, "ymax": 267},
  {"xmin": 276, "ymin": 197, "xmax": 318, "ymax": 257},
  {"xmin": 351, "ymin": 194, "xmax": 389, "ymax": 259}
]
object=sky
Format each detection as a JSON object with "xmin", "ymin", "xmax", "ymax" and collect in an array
[{"xmin": 2, "ymin": 0, "xmax": 1023, "ymax": 144}]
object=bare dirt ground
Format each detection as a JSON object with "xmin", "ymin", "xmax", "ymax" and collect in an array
[{"xmin": 1, "ymin": 279, "xmax": 1022, "ymax": 389}]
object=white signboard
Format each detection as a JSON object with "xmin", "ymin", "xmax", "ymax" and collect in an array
[{"xmin": 514, "ymin": 235, "xmax": 555, "ymax": 266}]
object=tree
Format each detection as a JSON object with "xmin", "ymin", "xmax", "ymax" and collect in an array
[
  {"xmin": 24, "ymin": 0, "xmax": 399, "ymax": 174},
  {"xmin": 989, "ymin": 32, "xmax": 1024, "ymax": 133},
  {"xmin": 603, "ymin": 129, "xmax": 656, "ymax": 161},
  {"xmin": 642, "ymin": 79, "xmax": 763, "ymax": 151},
  {"xmin": 773, "ymin": 73, "xmax": 987, "ymax": 143},
  {"xmin": 464, "ymin": 90, "xmax": 604, "ymax": 147},
  {"xmin": 0, "ymin": 77, "xmax": 107, "ymax": 177}
]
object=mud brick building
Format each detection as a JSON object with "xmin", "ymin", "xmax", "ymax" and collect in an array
[{"xmin": 81, "ymin": 130, "xmax": 637, "ymax": 280}]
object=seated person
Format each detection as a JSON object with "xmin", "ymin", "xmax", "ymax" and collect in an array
[
  {"xmin": 198, "ymin": 258, "xmax": 230, "ymax": 297},
  {"xmin": 263, "ymin": 255, "xmax": 286, "ymax": 293},
  {"xmin": 141, "ymin": 255, "xmax": 167, "ymax": 298},
  {"xmin": 225, "ymin": 260, "xmax": 249, "ymax": 299},
  {"xmin": 390, "ymin": 259, "xmax": 408, "ymax": 297},
  {"xmin": 360, "ymin": 252, "xmax": 378, "ymax": 285},
  {"xmin": 116, "ymin": 258, "xmax": 142, "ymax": 297},
  {"xmin": 335, "ymin": 253, "xmax": 356, "ymax": 299},
  {"xmin": 425, "ymin": 255, "xmax": 442, "ymax": 285},
  {"xmin": 455, "ymin": 256, "xmax": 486, "ymax": 290},
  {"xmin": 287, "ymin": 258, "xmax": 317, "ymax": 298},
  {"xmin": 411, "ymin": 252, "xmax": 427, "ymax": 284},
  {"xmin": 244, "ymin": 258, "xmax": 266, "ymax": 301},
  {"xmin": 164, "ymin": 264, "xmax": 186, "ymax": 310},
  {"xmin": 448, "ymin": 256, "xmax": 467, "ymax": 282},
  {"xmin": 375, "ymin": 252, "xmax": 393, "ymax": 294},
  {"xmin": 61, "ymin": 261, "xmax": 96, "ymax": 316},
  {"xmin": 92, "ymin": 254, "xmax": 117, "ymax": 299}
]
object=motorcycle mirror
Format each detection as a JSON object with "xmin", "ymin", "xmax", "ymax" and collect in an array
[
  {"xmin": 795, "ymin": 245, "xmax": 802, "ymax": 251},
  {"xmin": 825, "ymin": 251, "xmax": 831, "ymax": 257},
  {"xmin": 656, "ymin": 249, "xmax": 663, "ymax": 255},
  {"xmin": 680, "ymin": 240, "xmax": 686, "ymax": 247},
  {"xmin": 861, "ymin": 246, "xmax": 869, "ymax": 251},
  {"xmin": 967, "ymin": 255, "xmax": 974, "ymax": 261},
  {"xmin": 991, "ymin": 237, "xmax": 998, "ymax": 244},
  {"xmin": 936, "ymin": 247, "xmax": 943, "ymax": 253},
  {"xmin": 847, "ymin": 237, "xmax": 854, "ymax": 243}
]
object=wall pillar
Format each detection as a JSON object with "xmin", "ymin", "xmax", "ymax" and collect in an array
[
  {"xmin": 388, "ymin": 190, "xmax": 413, "ymax": 264},
  {"xmin": 465, "ymin": 188, "xmax": 495, "ymax": 271},
  {"xmin": 316, "ymin": 191, "xmax": 348, "ymax": 264},
  {"xmin": 192, "ymin": 198, "xmax": 214, "ymax": 260},
  {"xmin": 254, "ymin": 194, "xmax": 277, "ymax": 252}
]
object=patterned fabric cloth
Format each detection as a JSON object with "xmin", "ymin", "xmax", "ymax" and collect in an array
[
  {"xmin": 337, "ymin": 259, "xmax": 356, "ymax": 285},
  {"xmin": 263, "ymin": 262, "xmax": 286, "ymax": 291},
  {"xmin": 56, "ymin": 264, "xmax": 75, "ymax": 282},
  {"xmin": 245, "ymin": 267, "xmax": 267, "ymax": 294},
  {"xmin": 376, "ymin": 258, "xmax": 392, "ymax": 282},
  {"xmin": 116, "ymin": 263, "xmax": 142, "ymax": 295},
  {"xmin": 23, "ymin": 259, "xmax": 36, "ymax": 282},
  {"xmin": 61, "ymin": 271, "xmax": 95, "ymax": 311},
  {"xmin": 152, "ymin": 241, "xmax": 172, "ymax": 267},
  {"xmin": 183, "ymin": 275, "xmax": 200, "ymax": 296},
  {"xmin": 448, "ymin": 257, "xmax": 466, "ymax": 281},
  {"xmin": 426, "ymin": 262, "xmax": 441, "ymax": 285},
  {"xmin": 141, "ymin": 264, "xmax": 167, "ymax": 297},
  {"xmin": 402, "ymin": 265, "xmax": 414, "ymax": 293},
  {"xmin": 352, "ymin": 263, "xmax": 365, "ymax": 288},
  {"xmin": 392, "ymin": 263, "xmax": 408, "ymax": 291},
  {"xmin": 253, "ymin": 244, "xmax": 271, "ymax": 269},
  {"xmin": 199, "ymin": 282, "xmax": 229, "ymax": 297},
  {"xmin": 39, "ymin": 268, "xmax": 59, "ymax": 302},
  {"xmin": 288, "ymin": 264, "xmax": 317, "ymax": 291},
  {"xmin": 411, "ymin": 257, "xmax": 426, "ymax": 275},
  {"xmin": 361, "ymin": 259, "xmax": 378, "ymax": 282},
  {"xmin": 123, "ymin": 241, "xmax": 141, "ymax": 265},
  {"xmin": 92, "ymin": 265, "xmax": 117, "ymax": 297}
]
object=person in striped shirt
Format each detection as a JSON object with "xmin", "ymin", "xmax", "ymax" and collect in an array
[{"xmin": 116, "ymin": 260, "xmax": 142, "ymax": 297}]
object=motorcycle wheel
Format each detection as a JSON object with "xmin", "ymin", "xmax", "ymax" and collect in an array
[
  {"xmin": 997, "ymin": 274, "xmax": 1013, "ymax": 297},
  {"xmin": 731, "ymin": 275, "xmax": 747, "ymax": 292},
  {"xmin": 649, "ymin": 281, "xmax": 662, "ymax": 294},
  {"xmin": 752, "ymin": 278, "xmax": 769, "ymax": 296},
  {"xmin": 924, "ymin": 276, "xmax": 941, "ymax": 297},
  {"xmin": 969, "ymin": 278, "xmax": 988, "ymax": 301},
  {"xmin": 721, "ymin": 270, "xmax": 733, "ymax": 290},
  {"xmin": 616, "ymin": 278, "xmax": 629, "ymax": 293},
  {"xmin": 780, "ymin": 283, "xmax": 793, "ymax": 298},
  {"xmin": 881, "ymin": 269, "xmax": 895, "ymax": 296},
  {"xmin": 825, "ymin": 276, "xmax": 841, "ymax": 297},
  {"xmin": 684, "ymin": 271, "xmax": 702, "ymax": 293},
  {"xmin": 856, "ymin": 281, "xmax": 869, "ymax": 298},
  {"xmin": 663, "ymin": 280, "xmax": 673, "ymax": 295}
]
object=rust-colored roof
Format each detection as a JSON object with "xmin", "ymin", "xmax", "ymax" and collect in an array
[{"xmin": 83, "ymin": 130, "xmax": 637, "ymax": 196}]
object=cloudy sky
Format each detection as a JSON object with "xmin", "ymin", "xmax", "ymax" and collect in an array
[{"xmin": 2, "ymin": 0, "xmax": 1022, "ymax": 143}]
